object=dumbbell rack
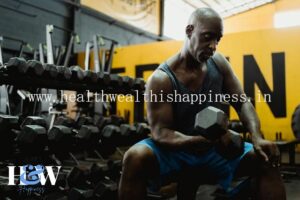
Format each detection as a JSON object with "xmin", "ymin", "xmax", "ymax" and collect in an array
[
  {"xmin": 0, "ymin": 58, "xmax": 147, "ymax": 200},
  {"xmin": 0, "ymin": 66, "xmax": 143, "ymax": 95},
  {"xmin": 0, "ymin": 57, "xmax": 146, "ymax": 121}
]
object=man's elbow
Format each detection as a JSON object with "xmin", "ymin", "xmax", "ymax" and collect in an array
[{"xmin": 233, "ymin": 100, "xmax": 252, "ymax": 115}]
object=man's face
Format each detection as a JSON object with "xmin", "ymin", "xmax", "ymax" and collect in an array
[{"xmin": 187, "ymin": 17, "xmax": 223, "ymax": 63}]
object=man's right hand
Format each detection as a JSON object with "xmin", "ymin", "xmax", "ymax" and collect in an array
[{"xmin": 186, "ymin": 135, "xmax": 214, "ymax": 155}]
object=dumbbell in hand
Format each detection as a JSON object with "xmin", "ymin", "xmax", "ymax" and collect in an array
[{"xmin": 194, "ymin": 106, "xmax": 244, "ymax": 159}]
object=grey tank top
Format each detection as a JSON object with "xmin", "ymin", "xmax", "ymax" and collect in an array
[{"xmin": 158, "ymin": 58, "xmax": 224, "ymax": 135}]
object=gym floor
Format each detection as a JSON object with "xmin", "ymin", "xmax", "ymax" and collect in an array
[{"xmin": 193, "ymin": 179, "xmax": 300, "ymax": 200}]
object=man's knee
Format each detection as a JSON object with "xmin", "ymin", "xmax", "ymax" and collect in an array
[
  {"xmin": 238, "ymin": 149, "xmax": 281, "ymax": 177},
  {"xmin": 119, "ymin": 145, "xmax": 157, "ymax": 200},
  {"xmin": 122, "ymin": 145, "xmax": 159, "ymax": 177}
]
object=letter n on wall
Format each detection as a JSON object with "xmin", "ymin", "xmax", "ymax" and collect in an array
[{"xmin": 243, "ymin": 53, "xmax": 286, "ymax": 118}]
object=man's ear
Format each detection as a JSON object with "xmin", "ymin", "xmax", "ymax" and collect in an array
[{"xmin": 186, "ymin": 25, "xmax": 194, "ymax": 38}]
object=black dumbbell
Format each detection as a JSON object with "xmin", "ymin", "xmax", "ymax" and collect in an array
[
  {"xmin": 120, "ymin": 123, "xmax": 150, "ymax": 144},
  {"xmin": 110, "ymin": 115, "xmax": 125, "ymax": 126},
  {"xmin": 229, "ymin": 120, "xmax": 247, "ymax": 133},
  {"xmin": 99, "ymin": 125, "xmax": 121, "ymax": 157},
  {"xmin": 134, "ymin": 122, "xmax": 151, "ymax": 139},
  {"xmin": 89, "ymin": 162, "xmax": 109, "ymax": 184},
  {"xmin": 16, "ymin": 125, "xmax": 47, "ymax": 153},
  {"xmin": 0, "ymin": 114, "xmax": 19, "ymax": 131},
  {"xmin": 194, "ymin": 106, "xmax": 244, "ymax": 159},
  {"xmin": 95, "ymin": 115, "xmax": 124, "ymax": 130},
  {"xmin": 120, "ymin": 124, "xmax": 136, "ymax": 136},
  {"xmin": 5, "ymin": 57, "xmax": 28, "ymax": 74},
  {"xmin": 42, "ymin": 191, "xmax": 68, "ymax": 200},
  {"xmin": 122, "ymin": 76, "xmax": 134, "ymax": 88},
  {"xmin": 16, "ymin": 116, "xmax": 48, "ymax": 154},
  {"xmin": 68, "ymin": 162, "xmax": 118, "ymax": 199},
  {"xmin": 0, "ymin": 115, "xmax": 19, "ymax": 158},
  {"xmin": 101, "ymin": 125, "xmax": 121, "ymax": 140},
  {"xmin": 83, "ymin": 70, "xmax": 98, "ymax": 83},
  {"xmin": 76, "ymin": 116, "xmax": 94, "ymax": 129},
  {"xmin": 44, "ymin": 64, "xmax": 59, "ymax": 78},
  {"xmin": 48, "ymin": 126, "xmax": 102, "ymax": 186},
  {"xmin": 21, "ymin": 116, "xmax": 47, "ymax": 129},
  {"xmin": 55, "ymin": 116, "xmax": 76, "ymax": 127},
  {"xmin": 57, "ymin": 66, "xmax": 72, "ymax": 80},
  {"xmin": 109, "ymin": 74, "xmax": 123, "ymax": 87},
  {"xmin": 65, "ymin": 158, "xmax": 118, "ymax": 196},
  {"xmin": 66, "ymin": 165, "xmax": 92, "ymax": 188},
  {"xmin": 89, "ymin": 158, "xmax": 122, "ymax": 182},
  {"xmin": 106, "ymin": 159, "xmax": 122, "ymax": 180},
  {"xmin": 68, "ymin": 187, "xmax": 94, "ymax": 200},
  {"xmin": 68, "ymin": 172, "xmax": 118, "ymax": 200},
  {"xmin": 133, "ymin": 78, "xmax": 145, "ymax": 90},
  {"xmin": 94, "ymin": 178, "xmax": 118, "ymax": 199},
  {"xmin": 97, "ymin": 72, "xmax": 110, "ymax": 86},
  {"xmin": 48, "ymin": 125, "xmax": 74, "ymax": 156},
  {"xmin": 52, "ymin": 101, "xmax": 68, "ymax": 111},
  {"xmin": 75, "ymin": 125, "xmax": 100, "ymax": 150},
  {"xmin": 95, "ymin": 116, "xmax": 112, "ymax": 131},
  {"xmin": 119, "ymin": 124, "xmax": 137, "ymax": 145},
  {"xmin": 26, "ymin": 60, "xmax": 44, "ymax": 76},
  {"xmin": 70, "ymin": 65, "xmax": 85, "ymax": 81}
]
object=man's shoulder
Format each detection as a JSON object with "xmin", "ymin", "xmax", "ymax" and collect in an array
[
  {"xmin": 146, "ymin": 68, "xmax": 173, "ymax": 94},
  {"xmin": 211, "ymin": 52, "xmax": 230, "ymax": 74}
]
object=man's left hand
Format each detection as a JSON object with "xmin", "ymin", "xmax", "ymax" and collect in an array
[{"xmin": 252, "ymin": 138, "xmax": 280, "ymax": 167}]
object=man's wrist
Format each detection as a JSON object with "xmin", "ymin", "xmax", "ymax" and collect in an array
[{"xmin": 251, "ymin": 134, "xmax": 263, "ymax": 143}]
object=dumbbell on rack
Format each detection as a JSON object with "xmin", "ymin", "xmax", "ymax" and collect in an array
[
  {"xmin": 26, "ymin": 59, "xmax": 45, "ymax": 76},
  {"xmin": 5, "ymin": 57, "xmax": 28, "ymax": 74},
  {"xmin": 56, "ymin": 65, "xmax": 72, "ymax": 81},
  {"xmin": 96, "ymin": 72, "xmax": 110, "ymax": 86},
  {"xmin": 52, "ymin": 114, "xmax": 124, "ymax": 163},
  {"xmin": 83, "ymin": 70, "xmax": 98, "ymax": 83},
  {"xmin": 99, "ymin": 121, "xmax": 150, "ymax": 158},
  {"xmin": 3, "ymin": 57, "xmax": 145, "ymax": 93},
  {"xmin": 0, "ymin": 114, "xmax": 19, "ymax": 159},
  {"xmin": 47, "ymin": 121, "xmax": 119, "ymax": 199},
  {"xmin": 44, "ymin": 64, "xmax": 58, "ymax": 78},
  {"xmin": 5, "ymin": 58, "xmax": 72, "ymax": 82},
  {"xmin": 16, "ymin": 116, "xmax": 48, "ymax": 155},
  {"xmin": 133, "ymin": 77, "xmax": 145, "ymax": 90}
]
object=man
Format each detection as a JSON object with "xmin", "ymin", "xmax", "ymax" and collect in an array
[{"xmin": 119, "ymin": 8, "xmax": 286, "ymax": 200}]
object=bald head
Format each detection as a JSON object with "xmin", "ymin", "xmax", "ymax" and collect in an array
[
  {"xmin": 183, "ymin": 8, "xmax": 223, "ymax": 63},
  {"xmin": 188, "ymin": 8, "xmax": 222, "ymax": 26}
]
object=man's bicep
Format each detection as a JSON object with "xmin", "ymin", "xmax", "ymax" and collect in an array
[
  {"xmin": 145, "ymin": 70, "xmax": 174, "ymax": 136},
  {"xmin": 147, "ymin": 101, "xmax": 174, "ymax": 133}
]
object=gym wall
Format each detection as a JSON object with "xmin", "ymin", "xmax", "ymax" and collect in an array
[
  {"xmin": 0, "ymin": 0, "xmax": 71, "ymax": 61},
  {"xmin": 223, "ymin": 0, "xmax": 300, "ymax": 34},
  {"xmin": 78, "ymin": 26, "xmax": 299, "ymax": 142},
  {"xmin": 80, "ymin": 0, "xmax": 161, "ymax": 35},
  {"xmin": 0, "ymin": 0, "xmax": 161, "ymax": 62}
]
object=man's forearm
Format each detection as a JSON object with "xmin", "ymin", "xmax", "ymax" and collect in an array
[
  {"xmin": 238, "ymin": 102, "xmax": 263, "ymax": 141},
  {"xmin": 151, "ymin": 127, "xmax": 205, "ymax": 150}
]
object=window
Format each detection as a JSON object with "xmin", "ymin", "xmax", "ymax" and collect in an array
[{"xmin": 274, "ymin": 10, "xmax": 300, "ymax": 28}]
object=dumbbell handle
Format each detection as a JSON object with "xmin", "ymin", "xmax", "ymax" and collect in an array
[{"xmin": 216, "ymin": 129, "xmax": 244, "ymax": 159}]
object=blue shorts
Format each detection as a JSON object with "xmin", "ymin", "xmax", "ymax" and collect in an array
[{"xmin": 136, "ymin": 138, "xmax": 253, "ymax": 192}]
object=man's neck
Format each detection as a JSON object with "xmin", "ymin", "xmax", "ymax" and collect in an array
[{"xmin": 179, "ymin": 48, "xmax": 204, "ymax": 70}]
